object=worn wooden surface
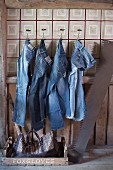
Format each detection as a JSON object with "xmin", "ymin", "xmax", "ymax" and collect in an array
[
  {"xmin": 107, "ymin": 86, "xmax": 113, "ymax": 145},
  {"xmin": 72, "ymin": 121, "xmax": 81, "ymax": 145},
  {"xmin": 8, "ymin": 84, "xmax": 17, "ymax": 139},
  {"xmin": 95, "ymin": 91, "xmax": 108, "ymax": 145},
  {"xmin": 0, "ymin": 0, "xmax": 7, "ymax": 148},
  {"xmin": 2, "ymin": 157, "xmax": 68, "ymax": 166},
  {"xmin": 84, "ymin": 84, "xmax": 95, "ymax": 146},
  {"xmin": 0, "ymin": 1, "xmax": 3, "ymax": 147},
  {"xmin": 5, "ymin": 0, "xmax": 113, "ymax": 9}
]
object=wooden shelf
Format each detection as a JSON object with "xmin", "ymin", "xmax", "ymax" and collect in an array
[
  {"xmin": 7, "ymin": 77, "xmax": 17, "ymax": 84},
  {"xmin": 6, "ymin": 76, "xmax": 113, "ymax": 85}
]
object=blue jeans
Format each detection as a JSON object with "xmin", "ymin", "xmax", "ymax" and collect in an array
[
  {"xmin": 68, "ymin": 40, "xmax": 96, "ymax": 121},
  {"xmin": 47, "ymin": 39, "xmax": 70, "ymax": 130},
  {"xmin": 29, "ymin": 39, "xmax": 52, "ymax": 131},
  {"xmin": 12, "ymin": 40, "xmax": 36, "ymax": 127}
]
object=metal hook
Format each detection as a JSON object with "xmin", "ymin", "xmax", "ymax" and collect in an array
[
  {"xmin": 26, "ymin": 29, "xmax": 31, "ymax": 39},
  {"xmin": 60, "ymin": 28, "xmax": 65, "ymax": 39},
  {"xmin": 77, "ymin": 29, "xmax": 82, "ymax": 40},
  {"xmin": 42, "ymin": 29, "xmax": 46, "ymax": 39}
]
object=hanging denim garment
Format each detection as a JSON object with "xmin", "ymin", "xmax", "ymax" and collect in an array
[
  {"xmin": 47, "ymin": 39, "xmax": 70, "ymax": 130},
  {"xmin": 67, "ymin": 40, "xmax": 96, "ymax": 121},
  {"xmin": 29, "ymin": 39, "xmax": 52, "ymax": 131},
  {"xmin": 12, "ymin": 40, "xmax": 36, "ymax": 127}
]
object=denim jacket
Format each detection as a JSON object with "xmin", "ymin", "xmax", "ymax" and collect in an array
[
  {"xmin": 29, "ymin": 39, "xmax": 52, "ymax": 131},
  {"xmin": 47, "ymin": 39, "xmax": 70, "ymax": 130},
  {"xmin": 67, "ymin": 40, "xmax": 96, "ymax": 121},
  {"xmin": 12, "ymin": 40, "xmax": 36, "ymax": 127}
]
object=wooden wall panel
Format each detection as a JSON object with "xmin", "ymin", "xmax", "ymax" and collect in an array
[
  {"xmin": 0, "ymin": 0, "xmax": 7, "ymax": 147},
  {"xmin": 64, "ymin": 119, "xmax": 70, "ymax": 145},
  {"xmin": 0, "ymin": 8, "xmax": 4, "ymax": 148},
  {"xmin": 45, "ymin": 117, "xmax": 51, "ymax": 133},
  {"xmin": 84, "ymin": 84, "xmax": 94, "ymax": 146},
  {"xmin": 72, "ymin": 121, "xmax": 81, "ymax": 145},
  {"xmin": 107, "ymin": 86, "xmax": 113, "ymax": 145},
  {"xmin": 8, "ymin": 84, "xmax": 17, "ymax": 139},
  {"xmin": 95, "ymin": 91, "xmax": 108, "ymax": 145}
]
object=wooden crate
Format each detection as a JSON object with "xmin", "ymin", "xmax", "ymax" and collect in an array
[{"xmin": 1, "ymin": 157, "xmax": 68, "ymax": 166}]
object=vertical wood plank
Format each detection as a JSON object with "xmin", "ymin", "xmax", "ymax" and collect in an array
[
  {"xmin": 107, "ymin": 86, "xmax": 113, "ymax": 145},
  {"xmin": 56, "ymin": 118, "xmax": 70, "ymax": 146},
  {"xmin": 8, "ymin": 84, "xmax": 17, "ymax": 139},
  {"xmin": 95, "ymin": 91, "xmax": 108, "ymax": 145},
  {"xmin": 57, "ymin": 127, "xmax": 65, "ymax": 142},
  {"xmin": 84, "ymin": 84, "xmax": 94, "ymax": 146},
  {"xmin": 0, "ymin": 6, "xmax": 4, "ymax": 147},
  {"xmin": 45, "ymin": 117, "xmax": 51, "ymax": 133},
  {"xmin": 64, "ymin": 118, "xmax": 70, "ymax": 146},
  {"xmin": 72, "ymin": 121, "xmax": 81, "ymax": 145},
  {"xmin": 0, "ymin": 0, "xmax": 7, "ymax": 147}
]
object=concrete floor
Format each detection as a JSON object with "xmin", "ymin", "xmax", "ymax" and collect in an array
[{"xmin": 0, "ymin": 147, "xmax": 113, "ymax": 170}]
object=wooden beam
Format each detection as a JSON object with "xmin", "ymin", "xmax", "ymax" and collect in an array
[
  {"xmin": 0, "ymin": 0, "xmax": 7, "ymax": 147},
  {"xmin": 5, "ymin": 0, "xmax": 113, "ymax": 9}
]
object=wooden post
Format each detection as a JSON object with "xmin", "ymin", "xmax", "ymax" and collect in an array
[{"xmin": 0, "ymin": 0, "xmax": 7, "ymax": 147}]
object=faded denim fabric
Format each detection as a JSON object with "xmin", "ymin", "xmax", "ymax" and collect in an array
[
  {"xmin": 12, "ymin": 40, "xmax": 36, "ymax": 126},
  {"xmin": 47, "ymin": 39, "xmax": 70, "ymax": 130},
  {"xmin": 29, "ymin": 39, "xmax": 52, "ymax": 131},
  {"xmin": 67, "ymin": 40, "xmax": 96, "ymax": 121}
]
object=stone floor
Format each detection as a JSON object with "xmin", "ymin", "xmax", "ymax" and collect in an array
[{"xmin": 0, "ymin": 147, "xmax": 113, "ymax": 170}]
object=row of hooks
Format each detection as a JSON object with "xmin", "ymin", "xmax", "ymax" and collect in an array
[{"xmin": 26, "ymin": 28, "xmax": 82, "ymax": 40}]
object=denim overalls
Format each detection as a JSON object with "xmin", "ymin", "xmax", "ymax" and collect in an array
[
  {"xmin": 67, "ymin": 40, "xmax": 96, "ymax": 121},
  {"xmin": 47, "ymin": 39, "xmax": 70, "ymax": 130},
  {"xmin": 29, "ymin": 39, "xmax": 52, "ymax": 131},
  {"xmin": 12, "ymin": 40, "xmax": 36, "ymax": 127}
]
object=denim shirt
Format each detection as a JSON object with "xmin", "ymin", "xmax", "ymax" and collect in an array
[
  {"xmin": 29, "ymin": 39, "xmax": 52, "ymax": 131},
  {"xmin": 12, "ymin": 40, "xmax": 36, "ymax": 127},
  {"xmin": 67, "ymin": 40, "xmax": 96, "ymax": 121},
  {"xmin": 47, "ymin": 39, "xmax": 70, "ymax": 130}
]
